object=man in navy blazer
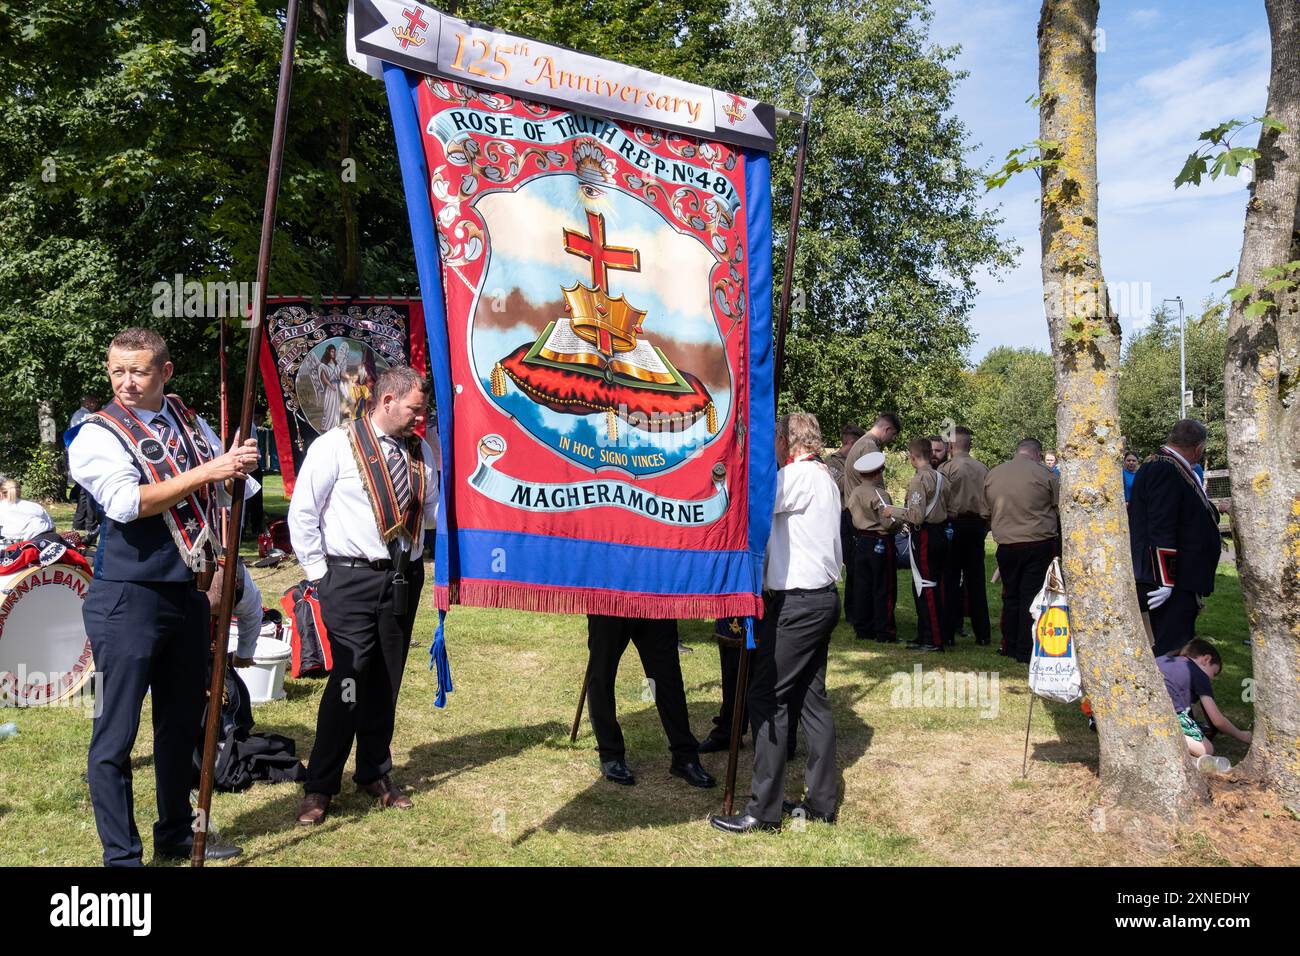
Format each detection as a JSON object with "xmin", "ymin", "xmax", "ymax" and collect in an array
[{"xmin": 1128, "ymin": 420, "xmax": 1222, "ymax": 656}]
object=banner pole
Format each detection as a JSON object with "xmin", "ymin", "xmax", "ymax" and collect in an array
[
  {"xmin": 193, "ymin": 0, "xmax": 301, "ymax": 866},
  {"xmin": 1022, "ymin": 694, "xmax": 1036, "ymax": 779},
  {"xmin": 219, "ymin": 319, "xmax": 229, "ymax": 446},
  {"xmin": 723, "ymin": 83, "xmax": 815, "ymax": 816},
  {"xmin": 569, "ymin": 662, "xmax": 590, "ymax": 743}
]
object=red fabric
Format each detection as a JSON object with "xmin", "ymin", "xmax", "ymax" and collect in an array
[
  {"xmin": 499, "ymin": 346, "xmax": 712, "ymax": 428},
  {"xmin": 434, "ymin": 580, "xmax": 764, "ymax": 620},
  {"xmin": 0, "ymin": 541, "xmax": 92, "ymax": 577}
]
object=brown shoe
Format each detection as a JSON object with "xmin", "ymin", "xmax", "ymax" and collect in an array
[
  {"xmin": 357, "ymin": 774, "xmax": 413, "ymax": 809},
  {"xmin": 296, "ymin": 792, "xmax": 330, "ymax": 826}
]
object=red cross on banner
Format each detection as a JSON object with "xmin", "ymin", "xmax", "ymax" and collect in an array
[
  {"xmin": 563, "ymin": 211, "xmax": 641, "ymax": 294},
  {"xmin": 396, "ymin": 6, "xmax": 429, "ymax": 50}
]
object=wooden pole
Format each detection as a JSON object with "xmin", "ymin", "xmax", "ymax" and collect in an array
[
  {"xmin": 722, "ymin": 89, "xmax": 814, "ymax": 816},
  {"xmin": 1022, "ymin": 694, "xmax": 1036, "ymax": 779},
  {"xmin": 569, "ymin": 664, "xmax": 590, "ymax": 743},
  {"xmin": 192, "ymin": 0, "xmax": 300, "ymax": 866},
  {"xmin": 219, "ymin": 319, "xmax": 229, "ymax": 446}
]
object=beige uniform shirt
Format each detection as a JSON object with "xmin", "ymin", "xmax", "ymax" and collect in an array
[
  {"xmin": 847, "ymin": 480, "xmax": 900, "ymax": 534},
  {"xmin": 940, "ymin": 453, "xmax": 989, "ymax": 518},
  {"xmin": 983, "ymin": 454, "xmax": 1059, "ymax": 544},
  {"xmin": 902, "ymin": 466, "xmax": 949, "ymax": 527},
  {"xmin": 840, "ymin": 433, "xmax": 881, "ymax": 502},
  {"xmin": 824, "ymin": 449, "xmax": 850, "ymax": 487}
]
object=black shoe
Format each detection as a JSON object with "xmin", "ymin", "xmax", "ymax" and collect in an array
[
  {"xmin": 155, "ymin": 836, "xmax": 243, "ymax": 862},
  {"xmin": 709, "ymin": 813, "xmax": 780, "ymax": 834},
  {"xmin": 600, "ymin": 759, "xmax": 636, "ymax": 786},
  {"xmin": 670, "ymin": 759, "xmax": 716, "ymax": 789},
  {"xmin": 697, "ymin": 735, "xmax": 738, "ymax": 754},
  {"xmin": 916, "ymin": 643, "xmax": 943, "ymax": 653}
]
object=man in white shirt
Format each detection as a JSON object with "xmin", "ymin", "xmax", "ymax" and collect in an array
[
  {"xmin": 289, "ymin": 365, "xmax": 439, "ymax": 825},
  {"xmin": 711, "ymin": 412, "xmax": 842, "ymax": 834},
  {"xmin": 68, "ymin": 327, "xmax": 259, "ymax": 866},
  {"xmin": 68, "ymin": 395, "xmax": 102, "ymax": 532},
  {"xmin": 0, "ymin": 479, "xmax": 56, "ymax": 542}
]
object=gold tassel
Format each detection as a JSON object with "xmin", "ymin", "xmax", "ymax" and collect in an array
[
  {"xmin": 606, "ymin": 408, "xmax": 618, "ymax": 442},
  {"xmin": 706, "ymin": 402, "xmax": 717, "ymax": 434},
  {"xmin": 490, "ymin": 362, "xmax": 507, "ymax": 396}
]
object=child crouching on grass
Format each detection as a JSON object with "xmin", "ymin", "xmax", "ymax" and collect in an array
[{"xmin": 1156, "ymin": 638, "xmax": 1252, "ymax": 757}]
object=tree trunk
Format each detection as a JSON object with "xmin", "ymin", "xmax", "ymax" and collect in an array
[
  {"xmin": 1038, "ymin": 0, "xmax": 1205, "ymax": 817},
  {"xmin": 37, "ymin": 398, "xmax": 58, "ymax": 447},
  {"xmin": 1224, "ymin": 0, "xmax": 1300, "ymax": 799}
]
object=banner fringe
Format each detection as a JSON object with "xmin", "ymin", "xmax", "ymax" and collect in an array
[{"xmin": 433, "ymin": 581, "xmax": 764, "ymax": 620}]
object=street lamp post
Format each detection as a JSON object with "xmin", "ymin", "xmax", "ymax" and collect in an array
[{"xmin": 1162, "ymin": 296, "xmax": 1186, "ymax": 419}]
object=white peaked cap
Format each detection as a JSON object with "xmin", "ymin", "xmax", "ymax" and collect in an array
[{"xmin": 854, "ymin": 451, "xmax": 886, "ymax": 474}]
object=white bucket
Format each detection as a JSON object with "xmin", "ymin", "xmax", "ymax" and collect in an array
[{"xmin": 228, "ymin": 622, "xmax": 290, "ymax": 704}]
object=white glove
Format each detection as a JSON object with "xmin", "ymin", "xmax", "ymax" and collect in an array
[{"xmin": 1147, "ymin": 585, "xmax": 1173, "ymax": 610}]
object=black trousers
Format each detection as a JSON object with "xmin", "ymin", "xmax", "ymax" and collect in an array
[
  {"xmin": 944, "ymin": 517, "xmax": 991, "ymax": 644},
  {"xmin": 305, "ymin": 559, "xmax": 423, "ymax": 795},
  {"xmin": 839, "ymin": 509, "xmax": 855, "ymax": 622},
  {"xmin": 1143, "ymin": 586, "xmax": 1201, "ymax": 657},
  {"xmin": 911, "ymin": 524, "xmax": 948, "ymax": 648},
  {"xmin": 746, "ymin": 587, "xmax": 840, "ymax": 822},
  {"xmin": 73, "ymin": 484, "xmax": 98, "ymax": 531},
  {"xmin": 83, "ymin": 579, "xmax": 208, "ymax": 867},
  {"xmin": 995, "ymin": 538, "xmax": 1056, "ymax": 663},
  {"xmin": 850, "ymin": 531, "xmax": 896, "ymax": 640},
  {"xmin": 585, "ymin": 616, "xmax": 698, "ymax": 762}
]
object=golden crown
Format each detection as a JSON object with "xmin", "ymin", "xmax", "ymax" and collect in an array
[{"xmin": 562, "ymin": 283, "xmax": 647, "ymax": 354}]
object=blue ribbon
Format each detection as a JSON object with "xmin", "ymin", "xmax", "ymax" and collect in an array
[
  {"xmin": 744, "ymin": 617, "xmax": 756, "ymax": 651},
  {"xmin": 428, "ymin": 609, "xmax": 454, "ymax": 709}
]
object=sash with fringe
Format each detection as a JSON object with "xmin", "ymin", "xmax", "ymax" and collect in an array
[
  {"xmin": 89, "ymin": 397, "xmax": 218, "ymax": 572},
  {"xmin": 346, "ymin": 418, "xmax": 426, "ymax": 544}
]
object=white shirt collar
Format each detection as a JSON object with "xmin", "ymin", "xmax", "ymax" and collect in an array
[{"xmin": 1161, "ymin": 445, "xmax": 1194, "ymax": 472}]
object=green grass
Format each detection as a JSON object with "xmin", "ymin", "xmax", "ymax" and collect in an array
[{"xmin": 2, "ymin": 483, "xmax": 1260, "ymax": 866}]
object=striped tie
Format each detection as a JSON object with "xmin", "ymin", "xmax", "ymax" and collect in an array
[
  {"xmin": 383, "ymin": 436, "xmax": 411, "ymax": 513},
  {"xmin": 155, "ymin": 415, "xmax": 189, "ymax": 470}
]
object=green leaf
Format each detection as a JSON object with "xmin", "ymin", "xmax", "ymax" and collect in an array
[
  {"xmin": 1210, "ymin": 268, "xmax": 1235, "ymax": 283},
  {"xmin": 1258, "ymin": 116, "xmax": 1288, "ymax": 132},
  {"xmin": 1243, "ymin": 300, "xmax": 1272, "ymax": 319},
  {"xmin": 1174, "ymin": 153, "xmax": 1208, "ymax": 188},
  {"xmin": 1228, "ymin": 284, "xmax": 1256, "ymax": 302}
]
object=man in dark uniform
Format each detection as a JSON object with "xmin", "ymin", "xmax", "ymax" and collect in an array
[
  {"xmin": 940, "ymin": 426, "xmax": 991, "ymax": 645},
  {"xmin": 584, "ymin": 615, "xmax": 714, "ymax": 788},
  {"xmin": 825, "ymin": 425, "xmax": 864, "ymax": 624},
  {"xmin": 983, "ymin": 438, "xmax": 1059, "ymax": 663},
  {"xmin": 68, "ymin": 328, "xmax": 259, "ymax": 866},
  {"xmin": 1129, "ymin": 419, "xmax": 1222, "ymax": 656},
  {"xmin": 885, "ymin": 438, "xmax": 950, "ymax": 652}
]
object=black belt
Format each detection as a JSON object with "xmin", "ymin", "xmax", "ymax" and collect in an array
[
  {"xmin": 954, "ymin": 512, "xmax": 983, "ymax": 521},
  {"xmin": 326, "ymin": 555, "xmax": 393, "ymax": 570}
]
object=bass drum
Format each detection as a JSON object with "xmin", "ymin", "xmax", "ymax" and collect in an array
[{"xmin": 0, "ymin": 556, "xmax": 95, "ymax": 706}]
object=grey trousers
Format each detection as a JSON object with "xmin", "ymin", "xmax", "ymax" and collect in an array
[{"xmin": 745, "ymin": 587, "xmax": 840, "ymax": 822}]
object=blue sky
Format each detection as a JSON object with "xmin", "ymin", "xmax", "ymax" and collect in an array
[{"xmin": 928, "ymin": 0, "xmax": 1268, "ymax": 360}]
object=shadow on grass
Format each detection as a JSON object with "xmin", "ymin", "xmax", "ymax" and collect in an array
[
  {"xmin": 219, "ymin": 718, "xmax": 568, "ymax": 863},
  {"xmin": 510, "ymin": 686, "xmax": 873, "ymax": 844}
]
